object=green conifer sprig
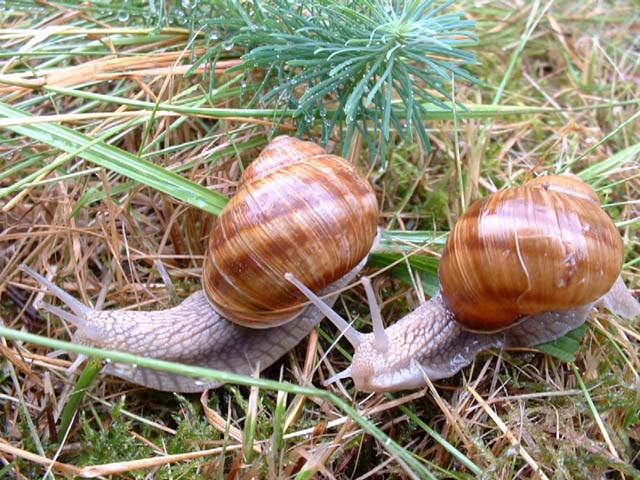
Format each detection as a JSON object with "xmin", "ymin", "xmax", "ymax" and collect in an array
[{"xmin": 229, "ymin": 0, "xmax": 478, "ymax": 163}]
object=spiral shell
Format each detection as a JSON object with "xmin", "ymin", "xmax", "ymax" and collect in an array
[
  {"xmin": 202, "ymin": 136, "xmax": 379, "ymax": 328},
  {"xmin": 439, "ymin": 174, "xmax": 623, "ymax": 331}
]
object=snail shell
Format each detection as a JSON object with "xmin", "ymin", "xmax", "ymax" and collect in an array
[
  {"xmin": 202, "ymin": 136, "xmax": 379, "ymax": 327},
  {"xmin": 439, "ymin": 174, "xmax": 623, "ymax": 331}
]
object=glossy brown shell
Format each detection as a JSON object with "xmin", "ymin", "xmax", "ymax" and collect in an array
[
  {"xmin": 202, "ymin": 136, "xmax": 379, "ymax": 327},
  {"xmin": 439, "ymin": 174, "xmax": 623, "ymax": 331}
]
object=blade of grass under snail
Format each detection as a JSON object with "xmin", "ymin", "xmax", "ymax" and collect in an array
[
  {"xmin": 243, "ymin": 380, "xmax": 259, "ymax": 464},
  {"xmin": 569, "ymin": 363, "xmax": 619, "ymax": 459},
  {"xmin": 536, "ymin": 323, "xmax": 588, "ymax": 362},
  {"xmin": 0, "ymin": 326, "xmax": 434, "ymax": 478},
  {"xmin": 271, "ymin": 389, "xmax": 287, "ymax": 459},
  {"xmin": 58, "ymin": 358, "xmax": 103, "ymax": 437},
  {"xmin": 0, "ymin": 100, "xmax": 227, "ymax": 215}
]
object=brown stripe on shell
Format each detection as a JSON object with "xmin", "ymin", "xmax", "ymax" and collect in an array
[{"xmin": 241, "ymin": 136, "xmax": 326, "ymax": 185}]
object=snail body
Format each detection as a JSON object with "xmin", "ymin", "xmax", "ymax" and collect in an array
[{"xmin": 21, "ymin": 263, "xmax": 366, "ymax": 392}]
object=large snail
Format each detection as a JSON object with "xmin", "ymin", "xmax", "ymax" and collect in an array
[
  {"xmin": 19, "ymin": 137, "xmax": 640, "ymax": 393},
  {"xmin": 19, "ymin": 136, "xmax": 379, "ymax": 392}
]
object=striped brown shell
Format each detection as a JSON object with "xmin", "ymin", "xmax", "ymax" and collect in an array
[
  {"xmin": 202, "ymin": 136, "xmax": 379, "ymax": 328},
  {"xmin": 439, "ymin": 174, "xmax": 623, "ymax": 331}
]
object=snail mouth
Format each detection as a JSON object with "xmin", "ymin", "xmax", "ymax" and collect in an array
[
  {"xmin": 323, "ymin": 364, "xmax": 422, "ymax": 393},
  {"xmin": 353, "ymin": 363, "xmax": 427, "ymax": 393}
]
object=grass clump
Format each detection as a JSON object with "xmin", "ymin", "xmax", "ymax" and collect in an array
[{"xmin": 0, "ymin": 0, "xmax": 639, "ymax": 479}]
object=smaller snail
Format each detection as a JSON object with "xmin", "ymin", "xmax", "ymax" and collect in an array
[
  {"xmin": 19, "ymin": 136, "xmax": 379, "ymax": 392},
  {"xmin": 287, "ymin": 174, "xmax": 640, "ymax": 392}
]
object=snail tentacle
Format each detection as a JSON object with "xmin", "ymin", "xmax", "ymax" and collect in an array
[
  {"xmin": 20, "ymin": 265, "xmax": 104, "ymax": 342},
  {"xmin": 361, "ymin": 276, "xmax": 390, "ymax": 352},
  {"xmin": 284, "ymin": 272, "xmax": 365, "ymax": 347},
  {"xmin": 600, "ymin": 275, "xmax": 640, "ymax": 319}
]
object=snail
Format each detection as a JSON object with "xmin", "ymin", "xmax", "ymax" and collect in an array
[
  {"xmin": 19, "ymin": 139, "xmax": 640, "ymax": 393},
  {"xmin": 19, "ymin": 136, "xmax": 379, "ymax": 392},
  {"xmin": 285, "ymin": 173, "xmax": 640, "ymax": 392}
]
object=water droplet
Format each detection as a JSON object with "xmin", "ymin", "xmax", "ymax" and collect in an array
[{"xmin": 556, "ymin": 278, "xmax": 567, "ymax": 288}]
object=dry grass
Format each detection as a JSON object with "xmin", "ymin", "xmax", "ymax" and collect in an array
[{"xmin": 1, "ymin": 1, "xmax": 639, "ymax": 479}]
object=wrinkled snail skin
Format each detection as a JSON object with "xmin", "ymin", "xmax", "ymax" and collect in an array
[
  {"xmin": 20, "ymin": 261, "xmax": 366, "ymax": 393},
  {"xmin": 347, "ymin": 295, "xmax": 591, "ymax": 392},
  {"xmin": 348, "ymin": 276, "xmax": 639, "ymax": 393}
]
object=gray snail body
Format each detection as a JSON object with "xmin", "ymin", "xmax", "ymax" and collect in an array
[
  {"xmin": 326, "ymin": 279, "xmax": 637, "ymax": 392},
  {"xmin": 20, "ymin": 142, "xmax": 640, "ymax": 393},
  {"xmin": 20, "ymin": 261, "xmax": 366, "ymax": 392}
]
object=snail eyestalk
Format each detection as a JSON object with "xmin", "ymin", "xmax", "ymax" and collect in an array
[
  {"xmin": 284, "ymin": 272, "xmax": 363, "ymax": 347},
  {"xmin": 18, "ymin": 264, "xmax": 103, "ymax": 342},
  {"xmin": 361, "ymin": 276, "xmax": 389, "ymax": 352}
]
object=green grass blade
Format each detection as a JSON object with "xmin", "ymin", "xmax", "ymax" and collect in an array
[
  {"xmin": 58, "ymin": 358, "xmax": 103, "ymax": 437},
  {"xmin": 0, "ymin": 100, "xmax": 227, "ymax": 215},
  {"xmin": 575, "ymin": 141, "xmax": 640, "ymax": 186},
  {"xmin": 0, "ymin": 326, "xmax": 434, "ymax": 478}
]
